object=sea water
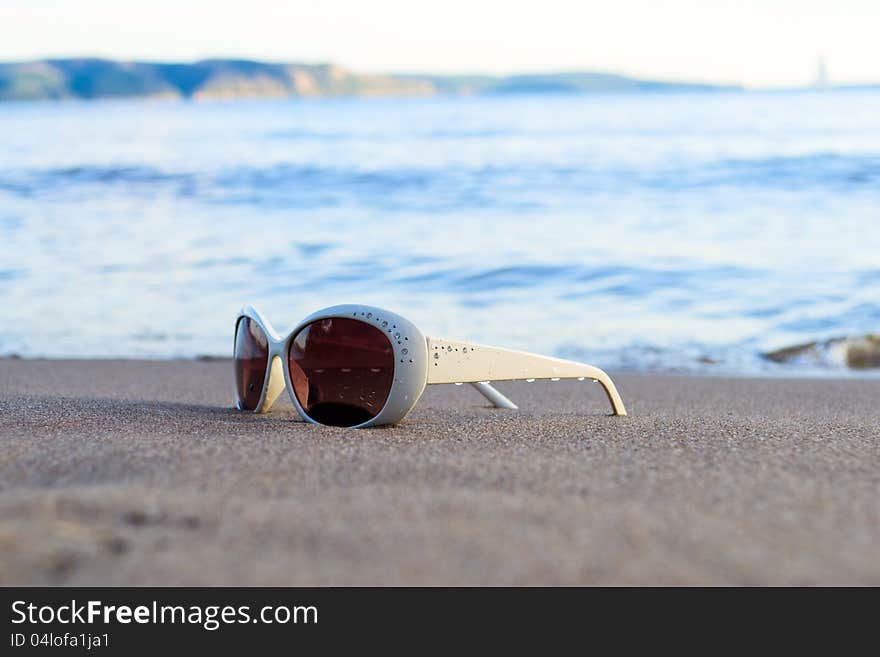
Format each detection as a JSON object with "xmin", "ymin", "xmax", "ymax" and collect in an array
[{"xmin": 1, "ymin": 90, "xmax": 878, "ymax": 372}]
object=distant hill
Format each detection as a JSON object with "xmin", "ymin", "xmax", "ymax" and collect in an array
[{"xmin": 0, "ymin": 58, "xmax": 739, "ymax": 102}]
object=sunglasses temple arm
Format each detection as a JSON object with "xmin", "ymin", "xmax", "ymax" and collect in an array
[
  {"xmin": 470, "ymin": 382, "xmax": 519, "ymax": 410},
  {"xmin": 425, "ymin": 337, "xmax": 627, "ymax": 416},
  {"xmin": 586, "ymin": 367, "xmax": 627, "ymax": 416}
]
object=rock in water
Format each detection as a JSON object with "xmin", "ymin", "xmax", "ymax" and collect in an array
[
  {"xmin": 845, "ymin": 335, "xmax": 880, "ymax": 369},
  {"xmin": 762, "ymin": 335, "xmax": 880, "ymax": 369}
]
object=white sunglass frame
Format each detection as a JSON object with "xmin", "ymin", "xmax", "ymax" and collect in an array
[{"xmin": 234, "ymin": 303, "xmax": 627, "ymax": 428}]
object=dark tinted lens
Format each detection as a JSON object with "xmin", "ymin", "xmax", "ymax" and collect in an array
[
  {"xmin": 287, "ymin": 318, "xmax": 394, "ymax": 427},
  {"xmin": 234, "ymin": 317, "xmax": 269, "ymax": 410}
]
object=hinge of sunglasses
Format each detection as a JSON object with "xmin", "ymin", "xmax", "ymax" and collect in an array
[{"xmin": 470, "ymin": 382, "xmax": 518, "ymax": 410}]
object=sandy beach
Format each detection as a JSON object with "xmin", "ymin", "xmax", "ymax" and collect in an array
[{"xmin": 1, "ymin": 358, "xmax": 878, "ymax": 586}]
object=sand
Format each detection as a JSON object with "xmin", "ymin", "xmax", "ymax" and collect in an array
[{"xmin": 0, "ymin": 358, "xmax": 878, "ymax": 586}]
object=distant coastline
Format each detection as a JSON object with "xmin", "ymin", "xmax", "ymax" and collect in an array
[{"xmin": 0, "ymin": 58, "xmax": 740, "ymax": 102}]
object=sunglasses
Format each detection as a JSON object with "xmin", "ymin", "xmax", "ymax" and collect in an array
[{"xmin": 233, "ymin": 304, "xmax": 627, "ymax": 428}]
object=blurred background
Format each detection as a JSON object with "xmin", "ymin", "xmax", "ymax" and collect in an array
[{"xmin": 1, "ymin": 1, "xmax": 878, "ymax": 373}]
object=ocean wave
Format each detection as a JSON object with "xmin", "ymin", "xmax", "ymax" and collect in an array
[
  {"xmin": 0, "ymin": 164, "xmax": 191, "ymax": 197},
  {"xmin": 666, "ymin": 153, "xmax": 880, "ymax": 190},
  {"xmin": 775, "ymin": 303, "xmax": 880, "ymax": 333},
  {"xmin": 1, "ymin": 154, "xmax": 879, "ymax": 206}
]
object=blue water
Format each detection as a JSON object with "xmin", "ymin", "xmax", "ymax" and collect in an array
[{"xmin": 1, "ymin": 91, "xmax": 879, "ymax": 372}]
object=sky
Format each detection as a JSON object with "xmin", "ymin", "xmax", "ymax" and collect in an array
[{"xmin": 0, "ymin": 0, "xmax": 877, "ymax": 88}]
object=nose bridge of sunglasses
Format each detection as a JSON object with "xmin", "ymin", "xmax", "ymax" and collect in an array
[{"xmin": 261, "ymin": 355, "xmax": 287, "ymax": 412}]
